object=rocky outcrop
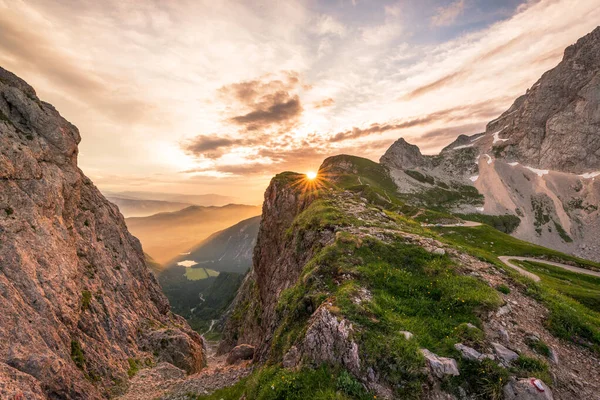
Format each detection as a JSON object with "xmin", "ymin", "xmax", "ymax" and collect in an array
[
  {"xmin": 0, "ymin": 67, "xmax": 204, "ymax": 398},
  {"xmin": 488, "ymin": 26, "xmax": 600, "ymax": 173},
  {"xmin": 380, "ymin": 138, "xmax": 426, "ymax": 170},
  {"xmin": 219, "ymin": 172, "xmax": 333, "ymax": 358}
]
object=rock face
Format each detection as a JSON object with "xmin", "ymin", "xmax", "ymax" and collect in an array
[
  {"xmin": 488, "ymin": 26, "xmax": 600, "ymax": 173},
  {"xmin": 0, "ymin": 67, "xmax": 204, "ymax": 399},
  {"xmin": 219, "ymin": 172, "xmax": 333, "ymax": 358},
  {"xmin": 380, "ymin": 27, "xmax": 600, "ymax": 262}
]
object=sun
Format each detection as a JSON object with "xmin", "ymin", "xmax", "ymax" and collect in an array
[{"xmin": 306, "ymin": 171, "xmax": 318, "ymax": 180}]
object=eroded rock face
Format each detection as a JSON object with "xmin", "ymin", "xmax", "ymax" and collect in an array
[
  {"xmin": 489, "ymin": 27, "xmax": 600, "ymax": 173},
  {"xmin": 219, "ymin": 172, "xmax": 333, "ymax": 359},
  {"xmin": 0, "ymin": 67, "xmax": 204, "ymax": 398},
  {"xmin": 380, "ymin": 27, "xmax": 600, "ymax": 262}
]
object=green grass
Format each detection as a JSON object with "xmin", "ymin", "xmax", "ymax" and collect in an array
[
  {"xmin": 184, "ymin": 267, "xmax": 220, "ymax": 281},
  {"xmin": 515, "ymin": 260, "xmax": 600, "ymax": 312},
  {"xmin": 553, "ymin": 221, "xmax": 573, "ymax": 243},
  {"xmin": 127, "ymin": 358, "xmax": 140, "ymax": 378},
  {"xmin": 433, "ymin": 225, "xmax": 600, "ymax": 271},
  {"xmin": 195, "ymin": 365, "xmax": 372, "ymax": 400},
  {"xmin": 512, "ymin": 356, "xmax": 551, "ymax": 385},
  {"xmin": 432, "ymin": 225, "xmax": 600, "ymax": 351},
  {"xmin": 270, "ymin": 228, "xmax": 501, "ymax": 398}
]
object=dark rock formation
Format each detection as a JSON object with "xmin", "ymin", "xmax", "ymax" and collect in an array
[{"xmin": 0, "ymin": 67, "xmax": 204, "ymax": 399}]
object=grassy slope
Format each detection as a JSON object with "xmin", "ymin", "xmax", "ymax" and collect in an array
[{"xmin": 200, "ymin": 155, "xmax": 600, "ymax": 399}]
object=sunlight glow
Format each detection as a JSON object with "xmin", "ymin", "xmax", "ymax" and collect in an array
[{"xmin": 306, "ymin": 171, "xmax": 317, "ymax": 180}]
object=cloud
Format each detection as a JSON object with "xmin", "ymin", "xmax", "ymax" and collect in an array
[
  {"xmin": 313, "ymin": 15, "xmax": 347, "ymax": 37},
  {"xmin": 431, "ymin": 0, "xmax": 467, "ymax": 27},
  {"xmin": 313, "ymin": 98, "xmax": 335, "ymax": 108},
  {"xmin": 219, "ymin": 72, "xmax": 304, "ymax": 132},
  {"xmin": 329, "ymin": 99, "xmax": 509, "ymax": 142}
]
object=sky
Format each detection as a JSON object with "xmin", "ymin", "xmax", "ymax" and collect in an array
[{"xmin": 1, "ymin": 0, "xmax": 599, "ymax": 204}]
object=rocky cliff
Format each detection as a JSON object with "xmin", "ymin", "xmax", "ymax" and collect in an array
[
  {"xmin": 0, "ymin": 67, "xmax": 204, "ymax": 399},
  {"xmin": 381, "ymin": 27, "xmax": 600, "ymax": 262}
]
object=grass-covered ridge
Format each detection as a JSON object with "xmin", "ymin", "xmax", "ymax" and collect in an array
[{"xmin": 218, "ymin": 155, "xmax": 600, "ymax": 399}]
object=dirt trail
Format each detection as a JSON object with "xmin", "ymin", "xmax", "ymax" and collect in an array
[
  {"xmin": 118, "ymin": 340, "xmax": 252, "ymax": 400},
  {"xmin": 499, "ymin": 256, "xmax": 600, "ymax": 281}
]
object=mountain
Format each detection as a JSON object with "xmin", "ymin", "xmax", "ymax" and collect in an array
[
  {"xmin": 105, "ymin": 196, "xmax": 192, "ymax": 218},
  {"xmin": 103, "ymin": 190, "xmax": 235, "ymax": 206},
  {"xmin": 215, "ymin": 156, "xmax": 600, "ymax": 399},
  {"xmin": 380, "ymin": 27, "xmax": 600, "ymax": 262},
  {"xmin": 125, "ymin": 204, "xmax": 261, "ymax": 264},
  {"xmin": 167, "ymin": 215, "xmax": 260, "ymax": 274},
  {"xmin": 0, "ymin": 67, "xmax": 204, "ymax": 399}
]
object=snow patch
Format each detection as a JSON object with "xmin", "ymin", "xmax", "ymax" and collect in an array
[
  {"xmin": 507, "ymin": 162, "xmax": 519, "ymax": 166},
  {"xmin": 476, "ymin": 207, "xmax": 484, "ymax": 212},
  {"xmin": 579, "ymin": 171, "xmax": 600, "ymax": 179},
  {"xmin": 471, "ymin": 135, "xmax": 484, "ymax": 143},
  {"xmin": 525, "ymin": 166, "xmax": 549, "ymax": 177},
  {"xmin": 484, "ymin": 154, "xmax": 492, "ymax": 165},
  {"xmin": 453, "ymin": 143, "xmax": 474, "ymax": 150},
  {"xmin": 492, "ymin": 127, "xmax": 509, "ymax": 144},
  {"xmin": 470, "ymin": 175, "xmax": 479, "ymax": 182}
]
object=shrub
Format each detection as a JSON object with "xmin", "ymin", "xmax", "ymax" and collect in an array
[
  {"xmin": 70, "ymin": 340, "xmax": 85, "ymax": 370},
  {"xmin": 81, "ymin": 290, "xmax": 92, "ymax": 311},
  {"xmin": 496, "ymin": 285, "xmax": 511, "ymax": 295}
]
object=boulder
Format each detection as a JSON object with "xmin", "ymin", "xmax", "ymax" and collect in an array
[
  {"xmin": 145, "ymin": 329, "xmax": 206, "ymax": 373},
  {"xmin": 503, "ymin": 378, "xmax": 554, "ymax": 400},
  {"xmin": 421, "ymin": 349, "xmax": 459, "ymax": 378},
  {"xmin": 454, "ymin": 343, "xmax": 482, "ymax": 361},
  {"xmin": 226, "ymin": 344, "xmax": 255, "ymax": 365},
  {"xmin": 492, "ymin": 342, "xmax": 518, "ymax": 365}
]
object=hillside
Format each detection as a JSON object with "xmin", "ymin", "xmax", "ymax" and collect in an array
[
  {"xmin": 125, "ymin": 204, "xmax": 261, "ymax": 264},
  {"xmin": 0, "ymin": 67, "xmax": 204, "ymax": 399},
  {"xmin": 167, "ymin": 215, "xmax": 260, "ymax": 274},
  {"xmin": 380, "ymin": 27, "xmax": 600, "ymax": 262},
  {"xmin": 106, "ymin": 196, "xmax": 192, "ymax": 218},
  {"xmin": 210, "ymin": 155, "xmax": 600, "ymax": 400}
]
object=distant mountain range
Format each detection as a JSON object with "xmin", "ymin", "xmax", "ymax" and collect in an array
[
  {"xmin": 103, "ymin": 190, "xmax": 235, "ymax": 206},
  {"xmin": 106, "ymin": 196, "xmax": 192, "ymax": 217},
  {"xmin": 126, "ymin": 204, "xmax": 261, "ymax": 264}
]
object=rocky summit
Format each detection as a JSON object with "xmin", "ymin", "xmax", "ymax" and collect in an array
[
  {"xmin": 0, "ymin": 67, "xmax": 204, "ymax": 399},
  {"xmin": 380, "ymin": 27, "xmax": 600, "ymax": 262}
]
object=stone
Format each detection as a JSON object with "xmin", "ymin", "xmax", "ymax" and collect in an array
[
  {"xmin": 503, "ymin": 377, "xmax": 554, "ymax": 400},
  {"xmin": 433, "ymin": 248, "xmax": 446, "ymax": 255},
  {"xmin": 226, "ymin": 344, "xmax": 255, "ymax": 365},
  {"xmin": 454, "ymin": 343, "xmax": 483, "ymax": 361},
  {"xmin": 421, "ymin": 349, "xmax": 459, "ymax": 378},
  {"xmin": 496, "ymin": 304, "xmax": 512, "ymax": 317},
  {"xmin": 400, "ymin": 331, "xmax": 414, "ymax": 340},
  {"xmin": 499, "ymin": 329, "xmax": 510, "ymax": 343},
  {"xmin": 492, "ymin": 342, "xmax": 519, "ymax": 365},
  {"xmin": 548, "ymin": 348, "xmax": 559, "ymax": 365},
  {"xmin": 282, "ymin": 346, "xmax": 300, "ymax": 369}
]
